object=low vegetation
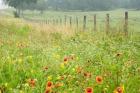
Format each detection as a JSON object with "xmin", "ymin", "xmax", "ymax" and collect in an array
[{"xmin": 0, "ymin": 10, "xmax": 140, "ymax": 93}]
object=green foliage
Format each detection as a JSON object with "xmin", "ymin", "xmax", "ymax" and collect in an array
[
  {"xmin": 3, "ymin": 0, "xmax": 37, "ymax": 17},
  {"xmin": 43, "ymin": 0, "xmax": 140, "ymax": 11},
  {"xmin": 46, "ymin": 0, "xmax": 114, "ymax": 11},
  {"xmin": 0, "ymin": 11, "xmax": 140, "ymax": 93},
  {"xmin": 4, "ymin": 0, "xmax": 37, "ymax": 9},
  {"xmin": 130, "ymin": 0, "xmax": 140, "ymax": 9}
]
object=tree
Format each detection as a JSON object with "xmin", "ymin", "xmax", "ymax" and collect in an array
[
  {"xmin": 35, "ymin": 0, "xmax": 47, "ymax": 14},
  {"xmin": 130, "ymin": 0, "xmax": 140, "ymax": 9},
  {"xmin": 3, "ymin": 0, "xmax": 37, "ymax": 17},
  {"xmin": 46, "ymin": 0, "xmax": 116, "ymax": 11}
]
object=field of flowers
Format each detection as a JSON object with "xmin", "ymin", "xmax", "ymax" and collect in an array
[{"xmin": 0, "ymin": 15, "xmax": 140, "ymax": 93}]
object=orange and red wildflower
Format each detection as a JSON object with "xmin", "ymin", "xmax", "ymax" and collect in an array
[
  {"xmin": 96, "ymin": 76, "xmax": 103, "ymax": 84},
  {"xmin": 28, "ymin": 79, "xmax": 36, "ymax": 88},
  {"xmin": 114, "ymin": 86, "xmax": 124, "ymax": 93},
  {"xmin": 84, "ymin": 72, "xmax": 92, "ymax": 78},
  {"xmin": 85, "ymin": 87, "xmax": 93, "ymax": 93},
  {"xmin": 45, "ymin": 81, "xmax": 53, "ymax": 93}
]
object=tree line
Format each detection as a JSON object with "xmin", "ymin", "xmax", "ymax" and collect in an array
[{"xmin": 3, "ymin": 0, "xmax": 140, "ymax": 17}]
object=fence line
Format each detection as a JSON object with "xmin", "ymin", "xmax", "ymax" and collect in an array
[{"xmin": 24, "ymin": 12, "xmax": 128, "ymax": 34}]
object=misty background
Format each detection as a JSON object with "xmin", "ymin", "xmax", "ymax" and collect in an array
[
  {"xmin": 2, "ymin": 0, "xmax": 140, "ymax": 11},
  {"xmin": 0, "ymin": 0, "xmax": 7, "ymax": 9},
  {"xmin": 1, "ymin": 0, "xmax": 140, "ymax": 17}
]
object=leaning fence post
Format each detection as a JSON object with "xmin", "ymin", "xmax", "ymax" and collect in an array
[
  {"xmin": 106, "ymin": 14, "xmax": 110, "ymax": 34},
  {"xmin": 124, "ymin": 11, "xmax": 128, "ymax": 35},
  {"xmin": 94, "ymin": 14, "xmax": 97, "ymax": 31},
  {"xmin": 83, "ymin": 16, "xmax": 86, "ymax": 31}
]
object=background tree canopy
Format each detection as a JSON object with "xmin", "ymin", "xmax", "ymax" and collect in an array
[
  {"xmin": 3, "ymin": 0, "xmax": 140, "ymax": 16},
  {"xmin": 45, "ymin": 0, "xmax": 140, "ymax": 11},
  {"xmin": 3, "ymin": 0, "xmax": 37, "ymax": 17}
]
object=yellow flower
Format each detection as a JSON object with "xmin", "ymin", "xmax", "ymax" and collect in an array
[
  {"xmin": 104, "ymin": 88, "xmax": 108, "ymax": 91},
  {"xmin": 57, "ymin": 75, "xmax": 61, "ymax": 80},
  {"xmin": 64, "ymin": 61, "xmax": 68, "ymax": 65},
  {"xmin": 9, "ymin": 88, "xmax": 13, "ymax": 91},
  {"xmin": 5, "ymin": 83, "xmax": 8, "ymax": 87},
  {"xmin": 18, "ymin": 58, "xmax": 23, "ymax": 64},
  {"xmin": 29, "ymin": 56, "xmax": 33, "ymax": 59},
  {"xmin": 31, "ymin": 70, "xmax": 34, "ymax": 73},
  {"xmin": 27, "ymin": 56, "xmax": 33, "ymax": 61},
  {"xmin": 54, "ymin": 54, "xmax": 60, "ymax": 59},
  {"xmin": 20, "ymin": 53, "xmax": 23, "ymax": 57},
  {"xmin": 7, "ymin": 56, "xmax": 10, "ymax": 60},
  {"xmin": 72, "ymin": 68, "xmax": 75, "ymax": 72},
  {"xmin": 9, "ymin": 61, "xmax": 15, "ymax": 64},
  {"xmin": 121, "ymin": 85, "xmax": 125, "ymax": 92},
  {"xmin": 47, "ymin": 75, "xmax": 52, "ymax": 81},
  {"xmin": 24, "ymin": 83, "xmax": 29, "ymax": 87},
  {"xmin": 19, "ymin": 90, "xmax": 24, "ymax": 93},
  {"xmin": 76, "ymin": 57, "xmax": 79, "ymax": 60},
  {"xmin": 60, "ymin": 63, "xmax": 65, "ymax": 69}
]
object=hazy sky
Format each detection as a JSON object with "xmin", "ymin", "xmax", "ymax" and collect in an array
[{"xmin": 0, "ymin": 0, "xmax": 7, "ymax": 9}]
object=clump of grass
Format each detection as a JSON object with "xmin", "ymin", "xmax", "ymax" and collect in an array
[{"xmin": 0, "ymin": 17, "xmax": 140, "ymax": 93}]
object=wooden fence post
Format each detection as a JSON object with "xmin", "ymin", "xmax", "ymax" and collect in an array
[
  {"xmin": 56, "ymin": 19, "xmax": 58, "ymax": 25},
  {"xmin": 106, "ymin": 14, "xmax": 110, "ymax": 34},
  {"xmin": 46, "ymin": 20, "xmax": 48, "ymax": 24},
  {"xmin": 53, "ymin": 19, "xmax": 55, "ymax": 25},
  {"xmin": 50, "ymin": 19, "xmax": 51, "ymax": 24},
  {"xmin": 124, "ymin": 11, "xmax": 128, "ymax": 35},
  {"xmin": 64, "ymin": 15, "xmax": 67, "ymax": 26},
  {"xmin": 94, "ymin": 14, "xmax": 97, "ymax": 31},
  {"xmin": 60, "ymin": 18, "xmax": 62, "ymax": 25},
  {"xmin": 83, "ymin": 16, "xmax": 86, "ymax": 31},
  {"xmin": 76, "ymin": 17, "xmax": 78, "ymax": 29},
  {"xmin": 70, "ymin": 17, "xmax": 72, "ymax": 27},
  {"xmin": 47, "ymin": 20, "xmax": 49, "ymax": 24}
]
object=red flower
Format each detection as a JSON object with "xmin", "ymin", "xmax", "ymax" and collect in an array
[
  {"xmin": 64, "ymin": 57, "xmax": 68, "ymax": 62},
  {"xmin": 114, "ymin": 86, "xmax": 124, "ymax": 93},
  {"xmin": 28, "ymin": 79, "xmax": 36, "ymax": 87},
  {"xmin": 85, "ymin": 87, "xmax": 93, "ymax": 93},
  {"xmin": 45, "ymin": 87, "xmax": 51, "ymax": 93},
  {"xmin": 60, "ymin": 75, "xmax": 65, "ymax": 80},
  {"xmin": 96, "ymin": 76, "xmax": 103, "ymax": 84},
  {"xmin": 45, "ymin": 81, "xmax": 53, "ymax": 93},
  {"xmin": 84, "ymin": 72, "xmax": 92, "ymax": 78},
  {"xmin": 54, "ymin": 82, "xmax": 63, "ymax": 88},
  {"xmin": 44, "ymin": 66, "xmax": 48, "ymax": 70},
  {"xmin": 76, "ymin": 66, "xmax": 82, "ymax": 74},
  {"xmin": 116, "ymin": 52, "xmax": 123, "ymax": 57},
  {"xmin": 70, "ymin": 54, "xmax": 75, "ymax": 60},
  {"xmin": 47, "ymin": 81, "xmax": 53, "ymax": 88}
]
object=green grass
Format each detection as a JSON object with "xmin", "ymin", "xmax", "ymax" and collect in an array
[{"xmin": 0, "ymin": 10, "xmax": 140, "ymax": 93}]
